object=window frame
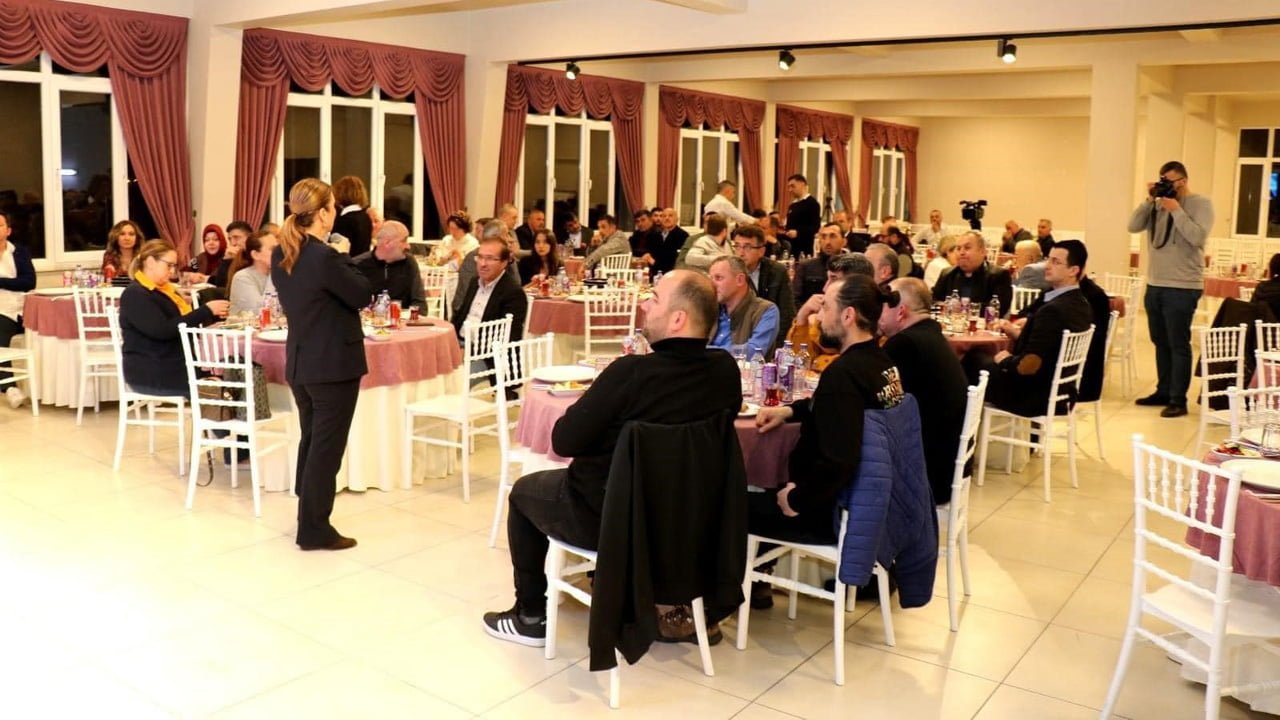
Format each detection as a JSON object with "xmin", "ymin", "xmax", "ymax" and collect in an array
[
  {"xmin": 869, "ymin": 145, "xmax": 908, "ymax": 223},
  {"xmin": 0, "ymin": 53, "xmax": 128, "ymax": 270},
  {"xmin": 516, "ymin": 109, "xmax": 616, "ymax": 233},
  {"xmin": 676, "ymin": 126, "xmax": 742, "ymax": 229},
  {"xmin": 270, "ymin": 84, "xmax": 426, "ymax": 239},
  {"xmin": 1232, "ymin": 126, "xmax": 1279, "ymax": 239}
]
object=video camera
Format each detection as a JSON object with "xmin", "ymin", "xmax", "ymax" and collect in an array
[
  {"xmin": 959, "ymin": 199, "xmax": 988, "ymax": 230},
  {"xmin": 1150, "ymin": 178, "xmax": 1178, "ymax": 199}
]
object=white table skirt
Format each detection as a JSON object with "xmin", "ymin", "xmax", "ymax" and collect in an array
[
  {"xmin": 25, "ymin": 330, "xmax": 119, "ymax": 409},
  {"xmin": 262, "ymin": 367, "xmax": 464, "ymax": 493},
  {"xmin": 1179, "ymin": 566, "xmax": 1280, "ymax": 714}
]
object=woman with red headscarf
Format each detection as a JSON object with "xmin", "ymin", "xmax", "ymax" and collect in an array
[{"xmin": 188, "ymin": 224, "xmax": 226, "ymax": 282}]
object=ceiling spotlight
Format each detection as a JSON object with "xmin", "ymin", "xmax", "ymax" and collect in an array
[
  {"xmin": 997, "ymin": 38, "xmax": 1017, "ymax": 64},
  {"xmin": 778, "ymin": 49, "xmax": 795, "ymax": 71},
  {"xmin": 565, "ymin": 61, "xmax": 580, "ymax": 80}
]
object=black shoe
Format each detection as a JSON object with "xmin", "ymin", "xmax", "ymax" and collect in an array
[
  {"xmin": 1160, "ymin": 404, "xmax": 1188, "ymax": 418},
  {"xmin": 298, "ymin": 535, "xmax": 357, "ymax": 551},
  {"xmin": 1135, "ymin": 393, "xmax": 1168, "ymax": 407},
  {"xmin": 750, "ymin": 581, "xmax": 775, "ymax": 610},
  {"xmin": 482, "ymin": 606, "xmax": 546, "ymax": 647}
]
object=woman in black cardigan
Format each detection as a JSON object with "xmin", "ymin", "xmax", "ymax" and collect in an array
[
  {"xmin": 1252, "ymin": 253, "xmax": 1280, "ymax": 321},
  {"xmin": 271, "ymin": 177, "xmax": 372, "ymax": 552},
  {"xmin": 330, "ymin": 175, "xmax": 373, "ymax": 258},
  {"xmin": 119, "ymin": 241, "xmax": 229, "ymax": 397}
]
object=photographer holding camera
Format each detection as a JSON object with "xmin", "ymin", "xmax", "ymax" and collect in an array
[{"xmin": 1128, "ymin": 160, "xmax": 1214, "ymax": 418}]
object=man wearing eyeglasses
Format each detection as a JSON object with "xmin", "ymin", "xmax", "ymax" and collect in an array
[
  {"xmin": 451, "ymin": 236, "xmax": 527, "ymax": 342},
  {"xmin": 1128, "ymin": 160, "xmax": 1214, "ymax": 418},
  {"xmin": 732, "ymin": 225, "xmax": 795, "ymax": 332}
]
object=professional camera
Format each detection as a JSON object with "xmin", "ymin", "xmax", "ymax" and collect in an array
[
  {"xmin": 1150, "ymin": 177, "xmax": 1178, "ymax": 199},
  {"xmin": 959, "ymin": 199, "xmax": 988, "ymax": 230}
]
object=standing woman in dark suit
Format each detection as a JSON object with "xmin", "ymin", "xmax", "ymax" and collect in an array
[
  {"xmin": 271, "ymin": 178, "xmax": 373, "ymax": 551},
  {"xmin": 331, "ymin": 176, "xmax": 374, "ymax": 258}
]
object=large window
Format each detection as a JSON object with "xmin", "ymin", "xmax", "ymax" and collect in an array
[
  {"xmin": 795, "ymin": 140, "xmax": 841, "ymax": 219},
  {"xmin": 271, "ymin": 84, "xmax": 435, "ymax": 238},
  {"xmin": 1233, "ymin": 128, "xmax": 1280, "ymax": 238},
  {"xmin": 869, "ymin": 146, "xmax": 908, "ymax": 223},
  {"xmin": 676, "ymin": 127, "xmax": 741, "ymax": 228},
  {"xmin": 518, "ymin": 110, "xmax": 616, "ymax": 235},
  {"xmin": 0, "ymin": 54, "xmax": 134, "ymax": 269}
]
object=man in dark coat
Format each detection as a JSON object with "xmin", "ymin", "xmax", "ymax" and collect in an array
[
  {"xmin": 733, "ymin": 224, "xmax": 796, "ymax": 332},
  {"xmin": 782, "ymin": 174, "xmax": 821, "ymax": 257},
  {"xmin": 932, "ymin": 231, "xmax": 1013, "ymax": 317}
]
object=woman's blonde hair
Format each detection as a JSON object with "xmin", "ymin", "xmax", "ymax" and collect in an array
[
  {"xmin": 279, "ymin": 178, "xmax": 333, "ymax": 274},
  {"xmin": 938, "ymin": 235, "xmax": 959, "ymax": 258},
  {"xmin": 332, "ymin": 175, "xmax": 369, "ymax": 208},
  {"xmin": 130, "ymin": 239, "xmax": 177, "ymax": 275}
]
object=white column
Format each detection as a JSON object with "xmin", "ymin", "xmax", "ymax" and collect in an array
[
  {"xmin": 464, "ymin": 56, "xmax": 507, "ymax": 216},
  {"xmin": 761, "ymin": 100, "xmax": 776, "ymax": 212},
  {"xmin": 187, "ymin": 10, "xmax": 243, "ymax": 232},
  {"xmin": 642, "ymin": 82, "xmax": 660, "ymax": 209},
  {"xmin": 1084, "ymin": 58, "xmax": 1140, "ymax": 277}
]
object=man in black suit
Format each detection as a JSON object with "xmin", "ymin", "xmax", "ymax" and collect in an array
[
  {"xmin": 652, "ymin": 207, "xmax": 689, "ymax": 275},
  {"xmin": 733, "ymin": 224, "xmax": 796, "ymax": 332},
  {"xmin": 452, "ymin": 236, "xmax": 528, "ymax": 341},
  {"xmin": 792, "ymin": 222, "xmax": 847, "ymax": 307},
  {"xmin": 965, "ymin": 240, "xmax": 1093, "ymax": 417},
  {"xmin": 783, "ymin": 174, "xmax": 821, "ymax": 258},
  {"xmin": 557, "ymin": 213, "xmax": 589, "ymax": 255},
  {"xmin": 880, "ymin": 277, "xmax": 970, "ymax": 505},
  {"xmin": 1075, "ymin": 272, "xmax": 1113, "ymax": 404},
  {"xmin": 514, "ymin": 208, "xmax": 545, "ymax": 253},
  {"xmin": 932, "ymin": 231, "xmax": 1013, "ymax": 317},
  {"xmin": 629, "ymin": 209, "xmax": 659, "ymax": 262}
]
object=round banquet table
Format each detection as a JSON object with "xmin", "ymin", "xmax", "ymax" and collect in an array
[
  {"xmin": 21, "ymin": 291, "xmax": 119, "ymax": 409},
  {"xmin": 1203, "ymin": 276, "xmax": 1258, "ymax": 299},
  {"xmin": 944, "ymin": 331, "xmax": 1010, "ymax": 358},
  {"xmin": 1177, "ymin": 452, "xmax": 1280, "ymax": 713},
  {"xmin": 250, "ymin": 325, "xmax": 464, "ymax": 493},
  {"xmin": 527, "ymin": 296, "xmax": 652, "ymax": 364},
  {"xmin": 515, "ymin": 386, "xmax": 801, "ymax": 489}
]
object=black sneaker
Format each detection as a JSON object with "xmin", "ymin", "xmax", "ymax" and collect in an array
[
  {"xmin": 482, "ymin": 607, "xmax": 546, "ymax": 647},
  {"xmin": 1135, "ymin": 393, "xmax": 1168, "ymax": 407}
]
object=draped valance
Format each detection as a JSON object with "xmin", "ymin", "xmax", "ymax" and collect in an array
[
  {"xmin": 657, "ymin": 86, "xmax": 766, "ymax": 212},
  {"xmin": 859, "ymin": 118, "xmax": 920, "ymax": 222},
  {"xmin": 775, "ymin": 105, "xmax": 854, "ymax": 217}
]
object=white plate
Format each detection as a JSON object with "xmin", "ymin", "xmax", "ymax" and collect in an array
[
  {"xmin": 1221, "ymin": 458, "xmax": 1280, "ymax": 491},
  {"xmin": 31, "ymin": 287, "xmax": 75, "ymax": 296},
  {"xmin": 738, "ymin": 402, "xmax": 759, "ymax": 418},
  {"xmin": 548, "ymin": 387, "xmax": 586, "ymax": 398},
  {"xmin": 532, "ymin": 365, "xmax": 597, "ymax": 384},
  {"xmin": 257, "ymin": 329, "xmax": 288, "ymax": 342},
  {"xmin": 566, "ymin": 294, "xmax": 588, "ymax": 303}
]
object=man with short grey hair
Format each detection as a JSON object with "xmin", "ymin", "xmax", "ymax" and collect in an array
[
  {"xmin": 1012, "ymin": 239, "xmax": 1050, "ymax": 292},
  {"xmin": 708, "ymin": 255, "xmax": 780, "ymax": 356},
  {"xmin": 863, "ymin": 242, "xmax": 898, "ymax": 285},
  {"xmin": 453, "ymin": 219, "xmax": 520, "ymax": 316},
  {"xmin": 703, "ymin": 180, "xmax": 755, "ymax": 227}
]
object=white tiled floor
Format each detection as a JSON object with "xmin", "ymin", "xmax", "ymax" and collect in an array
[{"xmin": 0, "ymin": 317, "xmax": 1274, "ymax": 719}]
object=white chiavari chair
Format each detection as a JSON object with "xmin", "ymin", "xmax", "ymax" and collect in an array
[
  {"xmin": 1075, "ymin": 311, "xmax": 1120, "ymax": 460},
  {"xmin": 1226, "ymin": 384, "xmax": 1280, "ymax": 439},
  {"xmin": 1010, "ymin": 286, "xmax": 1041, "ymax": 315},
  {"xmin": 1106, "ymin": 276, "xmax": 1145, "ymax": 396},
  {"xmin": 105, "ymin": 306, "xmax": 187, "ymax": 476},
  {"xmin": 1239, "ymin": 286, "xmax": 1255, "ymax": 302},
  {"xmin": 939, "ymin": 371, "xmax": 987, "ymax": 631},
  {"xmin": 487, "ymin": 334, "xmax": 555, "ymax": 547},
  {"xmin": 421, "ymin": 264, "xmax": 451, "ymax": 320},
  {"xmin": 72, "ymin": 286, "xmax": 119, "ymax": 425},
  {"xmin": 579, "ymin": 286, "xmax": 638, "ymax": 361},
  {"xmin": 1196, "ymin": 324, "xmax": 1247, "ymax": 451},
  {"xmin": 0, "ymin": 340, "xmax": 38, "ymax": 416}
]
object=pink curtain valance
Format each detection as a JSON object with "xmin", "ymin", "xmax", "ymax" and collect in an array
[
  {"xmin": 775, "ymin": 104, "xmax": 854, "ymax": 218},
  {"xmin": 0, "ymin": 0, "xmax": 194, "ymax": 261},
  {"xmin": 236, "ymin": 28, "xmax": 466, "ymax": 230},
  {"xmin": 493, "ymin": 65, "xmax": 645, "ymax": 215},
  {"xmin": 657, "ymin": 86, "xmax": 765, "ymax": 211},
  {"xmin": 859, "ymin": 118, "xmax": 920, "ymax": 223}
]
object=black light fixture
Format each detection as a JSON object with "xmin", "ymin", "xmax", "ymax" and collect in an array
[
  {"xmin": 778, "ymin": 49, "xmax": 795, "ymax": 71},
  {"xmin": 565, "ymin": 61, "xmax": 580, "ymax": 80},
  {"xmin": 997, "ymin": 38, "xmax": 1017, "ymax": 64}
]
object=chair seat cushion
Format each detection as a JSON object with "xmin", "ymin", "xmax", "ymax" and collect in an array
[
  {"xmin": 1145, "ymin": 583, "xmax": 1280, "ymax": 638},
  {"xmin": 405, "ymin": 393, "xmax": 496, "ymax": 419}
]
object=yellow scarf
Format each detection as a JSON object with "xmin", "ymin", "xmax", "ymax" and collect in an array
[{"xmin": 134, "ymin": 270, "xmax": 192, "ymax": 315}]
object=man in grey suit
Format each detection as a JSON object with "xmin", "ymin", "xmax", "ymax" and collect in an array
[{"xmin": 1012, "ymin": 239, "xmax": 1050, "ymax": 292}]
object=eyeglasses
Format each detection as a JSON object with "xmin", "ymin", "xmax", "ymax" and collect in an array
[
  {"xmin": 732, "ymin": 243, "xmax": 763, "ymax": 251},
  {"xmin": 158, "ymin": 258, "xmax": 178, "ymax": 269}
]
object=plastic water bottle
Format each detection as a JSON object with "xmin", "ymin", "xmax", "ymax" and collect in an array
[
  {"xmin": 632, "ymin": 328, "xmax": 649, "ymax": 355},
  {"xmin": 375, "ymin": 290, "xmax": 391, "ymax": 324},
  {"xmin": 794, "ymin": 343, "xmax": 811, "ymax": 395},
  {"xmin": 73, "ymin": 264, "xmax": 84, "ymax": 287},
  {"xmin": 986, "ymin": 296, "xmax": 1001, "ymax": 326},
  {"xmin": 556, "ymin": 267, "xmax": 569, "ymax": 294},
  {"xmin": 774, "ymin": 341, "xmax": 795, "ymax": 401},
  {"xmin": 734, "ymin": 346, "xmax": 752, "ymax": 397},
  {"xmin": 749, "ymin": 349, "xmax": 766, "ymax": 403}
]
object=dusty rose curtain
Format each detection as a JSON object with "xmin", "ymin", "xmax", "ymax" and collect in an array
[
  {"xmin": 493, "ymin": 65, "xmax": 645, "ymax": 215},
  {"xmin": 656, "ymin": 86, "xmax": 765, "ymax": 211},
  {"xmin": 776, "ymin": 105, "xmax": 853, "ymax": 218},
  {"xmin": 236, "ymin": 29, "xmax": 466, "ymax": 230},
  {"xmin": 859, "ymin": 118, "xmax": 919, "ymax": 222},
  {"xmin": 0, "ymin": 0, "xmax": 194, "ymax": 261}
]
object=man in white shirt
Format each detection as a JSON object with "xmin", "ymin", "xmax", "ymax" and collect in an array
[
  {"xmin": 911, "ymin": 209, "xmax": 946, "ymax": 249},
  {"xmin": 0, "ymin": 210, "xmax": 36, "ymax": 408},
  {"xmin": 702, "ymin": 181, "xmax": 755, "ymax": 227}
]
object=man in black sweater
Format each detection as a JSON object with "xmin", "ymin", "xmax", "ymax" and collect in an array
[
  {"xmin": 932, "ymin": 231, "xmax": 1013, "ymax": 316},
  {"xmin": 483, "ymin": 270, "xmax": 741, "ymax": 648},
  {"xmin": 783, "ymin": 174, "xmax": 822, "ymax": 258},
  {"xmin": 792, "ymin": 222, "xmax": 847, "ymax": 307},
  {"xmin": 352, "ymin": 221, "xmax": 426, "ymax": 312},
  {"xmin": 881, "ymin": 277, "xmax": 970, "ymax": 504},
  {"xmin": 514, "ymin": 208, "xmax": 544, "ymax": 252},
  {"xmin": 651, "ymin": 207, "xmax": 689, "ymax": 274}
]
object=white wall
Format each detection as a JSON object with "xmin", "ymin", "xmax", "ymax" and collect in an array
[{"xmin": 915, "ymin": 116, "xmax": 1089, "ymax": 232}]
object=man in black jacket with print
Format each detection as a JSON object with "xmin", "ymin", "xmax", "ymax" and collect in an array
[{"xmin": 482, "ymin": 270, "xmax": 741, "ymax": 649}]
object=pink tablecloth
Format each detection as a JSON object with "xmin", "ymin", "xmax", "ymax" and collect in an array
[
  {"xmin": 1187, "ymin": 454, "xmax": 1280, "ymax": 587},
  {"xmin": 564, "ymin": 257, "xmax": 584, "ymax": 279},
  {"xmin": 945, "ymin": 332, "xmax": 1010, "ymax": 358},
  {"xmin": 22, "ymin": 294, "xmax": 83, "ymax": 340},
  {"xmin": 1130, "ymin": 251, "xmax": 1139, "ymax": 269},
  {"xmin": 251, "ymin": 326, "xmax": 462, "ymax": 391},
  {"xmin": 1203, "ymin": 276, "xmax": 1258, "ymax": 299},
  {"xmin": 1110, "ymin": 296, "xmax": 1126, "ymax": 318},
  {"xmin": 516, "ymin": 388, "xmax": 800, "ymax": 489},
  {"xmin": 527, "ymin": 297, "xmax": 650, "ymax": 336}
]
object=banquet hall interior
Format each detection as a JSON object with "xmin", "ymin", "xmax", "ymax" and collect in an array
[{"xmin": 4, "ymin": 0, "xmax": 1280, "ymax": 717}]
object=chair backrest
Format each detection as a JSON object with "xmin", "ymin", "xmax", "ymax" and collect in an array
[
  {"xmin": 1211, "ymin": 242, "xmax": 1236, "ymax": 274},
  {"xmin": 179, "ymin": 324, "xmax": 263, "ymax": 425},
  {"xmin": 1237, "ymin": 238, "xmax": 1263, "ymax": 269},
  {"xmin": 492, "ymin": 335, "xmax": 556, "ymax": 440},
  {"xmin": 1046, "ymin": 326, "xmax": 1095, "ymax": 416},
  {"xmin": 984, "ymin": 245, "xmax": 999, "ymax": 266},
  {"xmin": 600, "ymin": 253, "xmax": 633, "ymax": 272},
  {"xmin": 583, "ymin": 286, "xmax": 639, "ymax": 357},
  {"xmin": 422, "ymin": 294, "xmax": 444, "ymax": 319},
  {"xmin": 945, "ymin": 371, "xmax": 989, "ymax": 528},
  {"xmin": 1226, "ymin": 384, "xmax": 1280, "ymax": 438},
  {"xmin": 461, "ymin": 313, "xmax": 513, "ymax": 389},
  {"xmin": 1255, "ymin": 319, "xmax": 1280, "ymax": 354},
  {"xmin": 73, "ymin": 287, "xmax": 118, "ymax": 356},
  {"xmin": 1101, "ymin": 309, "xmax": 1120, "ymax": 365},
  {"xmin": 1199, "ymin": 324, "xmax": 1247, "ymax": 409},
  {"xmin": 104, "ymin": 304, "xmax": 129, "ymax": 391},
  {"xmin": 1099, "ymin": 271, "xmax": 1138, "ymax": 300},
  {"xmin": 421, "ymin": 264, "xmax": 450, "ymax": 293},
  {"xmin": 1240, "ymin": 286, "xmax": 1255, "ymax": 302},
  {"xmin": 1010, "ymin": 286, "xmax": 1041, "ymax": 315},
  {"xmin": 1128, "ymin": 435, "xmax": 1243, "ymax": 673}
]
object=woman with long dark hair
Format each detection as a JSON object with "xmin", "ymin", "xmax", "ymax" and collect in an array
[
  {"xmin": 271, "ymin": 178, "xmax": 372, "ymax": 551},
  {"xmin": 517, "ymin": 228, "xmax": 562, "ymax": 286},
  {"xmin": 101, "ymin": 220, "xmax": 143, "ymax": 277}
]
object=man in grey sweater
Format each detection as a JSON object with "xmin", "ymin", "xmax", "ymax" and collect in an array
[{"xmin": 1128, "ymin": 160, "xmax": 1214, "ymax": 418}]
